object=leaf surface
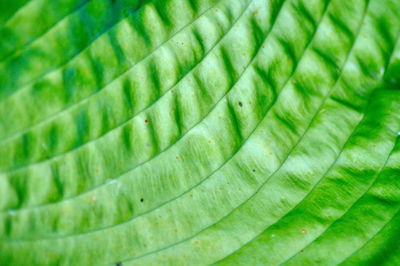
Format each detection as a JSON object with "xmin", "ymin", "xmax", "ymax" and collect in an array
[{"xmin": 0, "ymin": 0, "xmax": 399, "ymax": 265}]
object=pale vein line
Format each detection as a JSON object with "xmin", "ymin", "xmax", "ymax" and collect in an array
[
  {"xmin": 339, "ymin": 208, "xmax": 400, "ymax": 265},
  {"xmin": 0, "ymin": 0, "xmax": 244, "ymax": 214},
  {"xmin": 0, "ymin": 0, "xmax": 90, "ymax": 62},
  {"xmin": 0, "ymin": 0, "xmax": 221, "ymax": 163},
  {"xmin": 279, "ymin": 29, "xmax": 400, "ymax": 265},
  {"xmin": 209, "ymin": 1, "xmax": 374, "ymax": 263},
  {"xmin": 220, "ymin": 15, "xmax": 400, "ymax": 265},
  {"xmin": 0, "ymin": 0, "xmax": 152, "ymax": 104},
  {"xmin": 1, "ymin": 0, "xmax": 34, "ymax": 27},
  {"xmin": 280, "ymin": 136, "xmax": 399, "ymax": 265},
  {"xmin": 2, "ymin": 0, "xmax": 286, "ymax": 242},
  {"xmin": 120, "ymin": 0, "xmax": 355, "ymax": 263}
]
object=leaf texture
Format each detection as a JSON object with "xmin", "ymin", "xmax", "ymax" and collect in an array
[{"xmin": 0, "ymin": 0, "xmax": 399, "ymax": 265}]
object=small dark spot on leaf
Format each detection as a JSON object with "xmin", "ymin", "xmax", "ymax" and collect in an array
[
  {"xmin": 140, "ymin": 198, "xmax": 144, "ymax": 202},
  {"xmin": 144, "ymin": 119, "xmax": 149, "ymax": 123},
  {"xmin": 252, "ymin": 169, "xmax": 256, "ymax": 173},
  {"xmin": 238, "ymin": 101, "xmax": 243, "ymax": 107},
  {"xmin": 300, "ymin": 250, "xmax": 304, "ymax": 253},
  {"xmin": 116, "ymin": 263, "xmax": 122, "ymax": 266}
]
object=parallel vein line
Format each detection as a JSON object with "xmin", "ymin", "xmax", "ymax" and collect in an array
[
  {"xmin": 279, "ymin": 30, "xmax": 400, "ymax": 265},
  {"xmin": 0, "ymin": 0, "xmax": 223, "ymax": 169},
  {"xmin": 208, "ymin": 1, "xmax": 374, "ymax": 263},
  {"xmin": 3, "ymin": 0, "xmax": 288, "ymax": 241},
  {"xmin": 0, "ymin": 0, "xmax": 151, "ymax": 104},
  {"xmin": 1, "ymin": 0, "xmax": 34, "ymax": 27},
  {"xmin": 217, "ymin": 20, "xmax": 400, "ymax": 266},
  {"xmin": 0, "ymin": 0, "xmax": 90, "ymax": 62},
  {"xmin": 0, "ymin": 0, "xmax": 246, "ymax": 214},
  {"xmin": 339, "ymin": 208, "xmax": 400, "ymax": 265},
  {"xmin": 280, "ymin": 136, "xmax": 399, "ymax": 265},
  {"xmin": 117, "ymin": 0, "xmax": 356, "ymax": 262}
]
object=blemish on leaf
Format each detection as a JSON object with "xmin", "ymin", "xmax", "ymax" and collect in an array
[
  {"xmin": 140, "ymin": 198, "xmax": 144, "ymax": 202},
  {"xmin": 301, "ymin": 229, "xmax": 307, "ymax": 234},
  {"xmin": 116, "ymin": 262, "xmax": 122, "ymax": 266},
  {"xmin": 144, "ymin": 119, "xmax": 149, "ymax": 123},
  {"xmin": 252, "ymin": 169, "xmax": 256, "ymax": 173},
  {"xmin": 238, "ymin": 101, "xmax": 243, "ymax": 107},
  {"xmin": 176, "ymin": 156, "xmax": 180, "ymax": 160},
  {"xmin": 107, "ymin": 179, "xmax": 117, "ymax": 185}
]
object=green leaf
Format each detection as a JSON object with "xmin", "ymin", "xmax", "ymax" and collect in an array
[{"xmin": 0, "ymin": 0, "xmax": 399, "ymax": 264}]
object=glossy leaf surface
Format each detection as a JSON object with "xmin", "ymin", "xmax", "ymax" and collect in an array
[{"xmin": 0, "ymin": 0, "xmax": 399, "ymax": 265}]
